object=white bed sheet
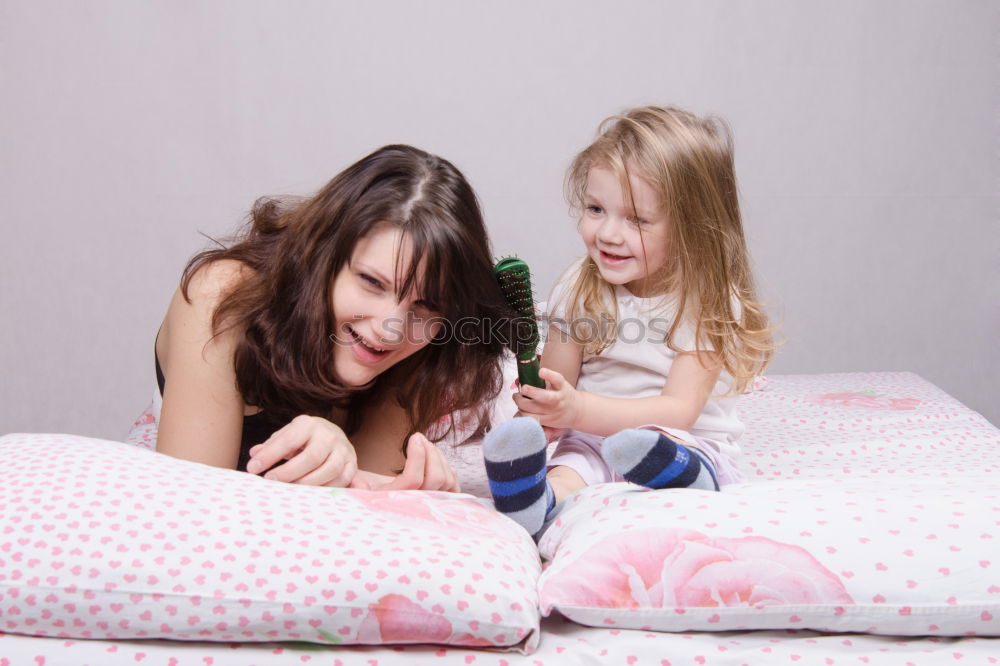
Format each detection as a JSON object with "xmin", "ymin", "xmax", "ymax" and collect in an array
[
  {"xmin": 3, "ymin": 615, "xmax": 999, "ymax": 665},
  {"xmin": 3, "ymin": 372, "xmax": 999, "ymax": 665}
]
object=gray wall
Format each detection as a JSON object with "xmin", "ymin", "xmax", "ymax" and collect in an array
[{"xmin": 2, "ymin": 0, "xmax": 997, "ymax": 438}]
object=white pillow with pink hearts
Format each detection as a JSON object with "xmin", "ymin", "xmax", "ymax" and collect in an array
[
  {"xmin": 538, "ymin": 478, "xmax": 1000, "ymax": 635},
  {"xmin": 0, "ymin": 433, "xmax": 541, "ymax": 651}
]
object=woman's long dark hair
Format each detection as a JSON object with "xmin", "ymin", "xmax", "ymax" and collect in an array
[{"xmin": 181, "ymin": 145, "xmax": 511, "ymax": 447}]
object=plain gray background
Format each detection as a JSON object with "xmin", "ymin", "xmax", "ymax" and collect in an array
[{"xmin": 2, "ymin": 0, "xmax": 997, "ymax": 438}]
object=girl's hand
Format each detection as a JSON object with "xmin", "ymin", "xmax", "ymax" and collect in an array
[
  {"xmin": 247, "ymin": 415, "xmax": 358, "ymax": 487},
  {"xmin": 513, "ymin": 368, "xmax": 581, "ymax": 430},
  {"xmin": 514, "ymin": 410, "xmax": 566, "ymax": 443}
]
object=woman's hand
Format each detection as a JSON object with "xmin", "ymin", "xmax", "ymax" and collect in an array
[
  {"xmin": 247, "ymin": 415, "xmax": 358, "ymax": 487},
  {"xmin": 384, "ymin": 433, "xmax": 461, "ymax": 492},
  {"xmin": 348, "ymin": 434, "xmax": 461, "ymax": 492},
  {"xmin": 513, "ymin": 367, "xmax": 581, "ymax": 430}
]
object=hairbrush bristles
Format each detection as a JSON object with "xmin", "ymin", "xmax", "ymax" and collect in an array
[{"xmin": 493, "ymin": 257, "xmax": 544, "ymax": 390}]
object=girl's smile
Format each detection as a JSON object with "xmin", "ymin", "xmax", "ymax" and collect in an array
[{"xmin": 598, "ymin": 249, "xmax": 634, "ymax": 266}]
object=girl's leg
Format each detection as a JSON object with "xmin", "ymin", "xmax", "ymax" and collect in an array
[
  {"xmin": 483, "ymin": 418, "xmax": 590, "ymax": 537},
  {"xmin": 601, "ymin": 428, "xmax": 719, "ymax": 491},
  {"xmin": 546, "ymin": 464, "xmax": 587, "ymax": 503}
]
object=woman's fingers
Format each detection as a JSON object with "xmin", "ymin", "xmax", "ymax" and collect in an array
[
  {"xmin": 246, "ymin": 416, "xmax": 313, "ymax": 475},
  {"xmin": 419, "ymin": 435, "xmax": 460, "ymax": 492},
  {"xmin": 294, "ymin": 454, "xmax": 357, "ymax": 487},
  {"xmin": 379, "ymin": 435, "xmax": 460, "ymax": 492},
  {"xmin": 381, "ymin": 435, "xmax": 427, "ymax": 490},
  {"xmin": 349, "ymin": 469, "xmax": 396, "ymax": 490},
  {"xmin": 247, "ymin": 415, "xmax": 357, "ymax": 486},
  {"xmin": 419, "ymin": 436, "xmax": 447, "ymax": 490}
]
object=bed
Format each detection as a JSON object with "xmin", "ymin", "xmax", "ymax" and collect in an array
[{"xmin": 2, "ymin": 371, "xmax": 998, "ymax": 665}]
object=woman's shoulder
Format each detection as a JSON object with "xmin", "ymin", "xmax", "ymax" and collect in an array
[
  {"xmin": 161, "ymin": 258, "xmax": 253, "ymax": 346},
  {"xmin": 183, "ymin": 258, "xmax": 252, "ymax": 305}
]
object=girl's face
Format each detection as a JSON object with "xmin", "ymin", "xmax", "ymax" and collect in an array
[
  {"xmin": 579, "ymin": 165, "xmax": 670, "ymax": 297},
  {"xmin": 330, "ymin": 226, "xmax": 443, "ymax": 387}
]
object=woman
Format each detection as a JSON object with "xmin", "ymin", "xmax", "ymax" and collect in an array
[{"xmin": 153, "ymin": 145, "xmax": 510, "ymax": 491}]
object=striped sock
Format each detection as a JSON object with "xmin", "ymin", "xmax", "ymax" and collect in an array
[
  {"xmin": 483, "ymin": 417, "xmax": 556, "ymax": 537},
  {"xmin": 602, "ymin": 429, "xmax": 719, "ymax": 491}
]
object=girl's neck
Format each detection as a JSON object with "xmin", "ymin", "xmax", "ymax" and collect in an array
[{"xmin": 623, "ymin": 274, "xmax": 674, "ymax": 299}]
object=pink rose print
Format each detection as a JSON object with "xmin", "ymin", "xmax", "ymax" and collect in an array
[
  {"xmin": 815, "ymin": 392, "xmax": 921, "ymax": 410},
  {"xmin": 543, "ymin": 528, "xmax": 853, "ymax": 609},
  {"xmin": 347, "ymin": 491, "xmax": 522, "ymax": 539},
  {"xmin": 356, "ymin": 594, "xmax": 452, "ymax": 643}
]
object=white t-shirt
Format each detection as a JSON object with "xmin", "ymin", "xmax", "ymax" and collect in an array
[{"xmin": 544, "ymin": 259, "xmax": 744, "ymax": 459}]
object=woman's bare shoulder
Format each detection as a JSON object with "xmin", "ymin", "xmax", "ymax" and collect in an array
[
  {"xmin": 160, "ymin": 258, "xmax": 251, "ymax": 349},
  {"xmin": 182, "ymin": 258, "xmax": 252, "ymax": 306}
]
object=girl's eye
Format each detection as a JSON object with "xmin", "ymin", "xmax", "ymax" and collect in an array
[
  {"xmin": 585, "ymin": 205, "xmax": 604, "ymax": 215},
  {"xmin": 628, "ymin": 217, "xmax": 648, "ymax": 226}
]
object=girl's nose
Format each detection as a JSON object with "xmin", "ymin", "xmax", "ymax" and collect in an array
[{"xmin": 597, "ymin": 217, "xmax": 625, "ymax": 244}]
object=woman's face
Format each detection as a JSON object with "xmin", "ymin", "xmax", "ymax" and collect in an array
[{"xmin": 330, "ymin": 225, "xmax": 444, "ymax": 387}]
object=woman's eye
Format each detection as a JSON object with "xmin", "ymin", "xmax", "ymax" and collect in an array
[
  {"xmin": 414, "ymin": 300, "xmax": 438, "ymax": 313},
  {"xmin": 360, "ymin": 273, "xmax": 383, "ymax": 289}
]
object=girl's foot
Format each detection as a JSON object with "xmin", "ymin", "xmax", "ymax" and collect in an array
[
  {"xmin": 483, "ymin": 417, "xmax": 555, "ymax": 537},
  {"xmin": 602, "ymin": 429, "xmax": 719, "ymax": 490}
]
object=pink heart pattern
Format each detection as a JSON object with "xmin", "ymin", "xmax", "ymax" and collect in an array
[
  {"xmin": 537, "ymin": 372, "xmax": 1000, "ymax": 636},
  {"xmin": 0, "ymin": 434, "xmax": 541, "ymax": 649}
]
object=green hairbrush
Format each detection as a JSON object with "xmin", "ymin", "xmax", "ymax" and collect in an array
[{"xmin": 493, "ymin": 257, "xmax": 544, "ymax": 391}]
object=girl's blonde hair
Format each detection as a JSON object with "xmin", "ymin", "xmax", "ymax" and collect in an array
[{"xmin": 563, "ymin": 106, "xmax": 775, "ymax": 393}]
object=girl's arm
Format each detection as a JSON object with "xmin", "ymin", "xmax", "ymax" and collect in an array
[
  {"xmin": 538, "ymin": 323, "xmax": 583, "ymax": 388},
  {"xmin": 155, "ymin": 260, "xmax": 249, "ymax": 468},
  {"xmin": 517, "ymin": 350, "xmax": 722, "ymax": 437},
  {"xmin": 522, "ymin": 324, "xmax": 583, "ymax": 441}
]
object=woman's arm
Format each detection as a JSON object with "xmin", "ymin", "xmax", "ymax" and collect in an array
[
  {"xmin": 246, "ymin": 382, "xmax": 459, "ymax": 491},
  {"xmin": 155, "ymin": 260, "xmax": 248, "ymax": 468},
  {"xmin": 517, "ymin": 350, "xmax": 722, "ymax": 437}
]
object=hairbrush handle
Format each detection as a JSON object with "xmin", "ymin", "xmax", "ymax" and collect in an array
[
  {"xmin": 516, "ymin": 355, "xmax": 543, "ymax": 391},
  {"xmin": 493, "ymin": 257, "xmax": 546, "ymax": 390}
]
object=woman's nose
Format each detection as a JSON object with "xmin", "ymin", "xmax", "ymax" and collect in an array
[{"xmin": 369, "ymin": 301, "xmax": 410, "ymax": 347}]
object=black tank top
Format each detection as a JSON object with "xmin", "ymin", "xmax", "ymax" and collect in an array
[{"xmin": 154, "ymin": 350, "xmax": 285, "ymax": 472}]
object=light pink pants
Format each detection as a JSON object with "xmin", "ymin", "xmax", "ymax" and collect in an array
[{"xmin": 547, "ymin": 425, "xmax": 744, "ymax": 487}]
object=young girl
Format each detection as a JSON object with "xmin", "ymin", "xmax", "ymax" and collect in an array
[
  {"xmin": 484, "ymin": 106, "xmax": 775, "ymax": 536},
  {"xmin": 152, "ymin": 144, "xmax": 511, "ymax": 491}
]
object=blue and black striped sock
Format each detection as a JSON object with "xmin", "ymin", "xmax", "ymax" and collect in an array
[
  {"xmin": 602, "ymin": 429, "xmax": 719, "ymax": 491},
  {"xmin": 484, "ymin": 417, "xmax": 556, "ymax": 537}
]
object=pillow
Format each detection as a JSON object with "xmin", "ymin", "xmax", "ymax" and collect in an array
[
  {"xmin": 0, "ymin": 433, "xmax": 541, "ymax": 651},
  {"xmin": 538, "ymin": 479, "xmax": 1000, "ymax": 636}
]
